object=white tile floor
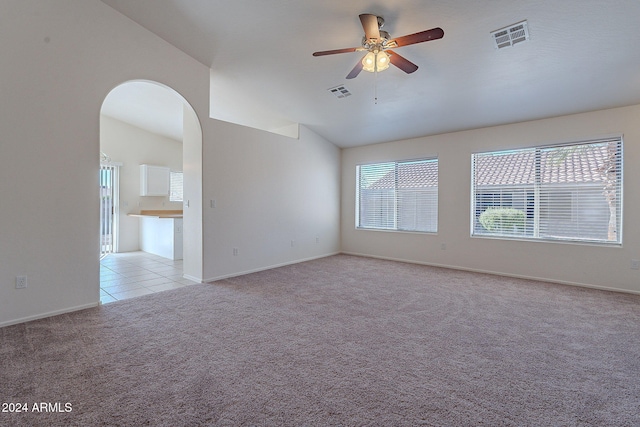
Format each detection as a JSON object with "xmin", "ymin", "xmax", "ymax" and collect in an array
[{"xmin": 100, "ymin": 251, "xmax": 198, "ymax": 304}]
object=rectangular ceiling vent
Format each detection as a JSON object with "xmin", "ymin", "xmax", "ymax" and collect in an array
[
  {"xmin": 328, "ymin": 85, "xmax": 351, "ymax": 99},
  {"xmin": 491, "ymin": 20, "xmax": 529, "ymax": 49}
]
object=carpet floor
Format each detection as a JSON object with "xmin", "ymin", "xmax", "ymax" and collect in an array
[{"xmin": 1, "ymin": 254, "xmax": 640, "ymax": 426}]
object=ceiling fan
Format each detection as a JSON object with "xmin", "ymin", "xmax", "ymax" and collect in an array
[{"xmin": 313, "ymin": 14, "xmax": 444, "ymax": 79}]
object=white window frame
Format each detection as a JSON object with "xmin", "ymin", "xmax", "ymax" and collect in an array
[
  {"xmin": 356, "ymin": 157, "xmax": 438, "ymax": 233},
  {"xmin": 471, "ymin": 137, "xmax": 623, "ymax": 245}
]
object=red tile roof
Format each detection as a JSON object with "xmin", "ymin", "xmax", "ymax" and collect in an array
[
  {"xmin": 475, "ymin": 145, "xmax": 613, "ymax": 186},
  {"xmin": 367, "ymin": 144, "xmax": 617, "ymax": 189},
  {"xmin": 368, "ymin": 161, "xmax": 438, "ymax": 189}
]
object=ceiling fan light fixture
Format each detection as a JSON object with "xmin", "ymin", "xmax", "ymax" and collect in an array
[
  {"xmin": 362, "ymin": 51, "xmax": 376, "ymax": 72},
  {"xmin": 362, "ymin": 51, "xmax": 390, "ymax": 73},
  {"xmin": 376, "ymin": 51, "xmax": 390, "ymax": 71}
]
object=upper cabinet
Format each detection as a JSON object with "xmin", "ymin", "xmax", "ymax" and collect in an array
[{"xmin": 140, "ymin": 164, "xmax": 170, "ymax": 196}]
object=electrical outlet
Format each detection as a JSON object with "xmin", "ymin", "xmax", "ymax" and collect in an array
[
  {"xmin": 316, "ymin": 236, "xmax": 320, "ymax": 244},
  {"xmin": 440, "ymin": 243, "xmax": 447, "ymax": 250},
  {"xmin": 631, "ymin": 259, "xmax": 640, "ymax": 270},
  {"xmin": 291, "ymin": 240, "xmax": 295, "ymax": 247},
  {"xmin": 233, "ymin": 248, "xmax": 239, "ymax": 256},
  {"xmin": 15, "ymin": 276, "xmax": 27, "ymax": 289}
]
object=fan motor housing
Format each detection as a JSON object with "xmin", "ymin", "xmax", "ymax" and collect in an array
[{"xmin": 362, "ymin": 30, "xmax": 390, "ymax": 50}]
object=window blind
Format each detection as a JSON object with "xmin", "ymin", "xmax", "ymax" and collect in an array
[
  {"xmin": 357, "ymin": 158, "xmax": 438, "ymax": 232},
  {"xmin": 471, "ymin": 137, "xmax": 622, "ymax": 244},
  {"xmin": 170, "ymin": 171, "xmax": 183, "ymax": 202}
]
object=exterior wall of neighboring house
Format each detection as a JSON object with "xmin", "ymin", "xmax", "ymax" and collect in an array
[
  {"xmin": 359, "ymin": 188, "xmax": 438, "ymax": 232},
  {"xmin": 473, "ymin": 183, "xmax": 610, "ymax": 240}
]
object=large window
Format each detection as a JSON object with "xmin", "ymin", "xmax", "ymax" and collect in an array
[
  {"xmin": 471, "ymin": 137, "xmax": 622, "ymax": 244},
  {"xmin": 357, "ymin": 158, "xmax": 438, "ymax": 232}
]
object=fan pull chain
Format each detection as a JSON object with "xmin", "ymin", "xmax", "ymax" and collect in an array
[{"xmin": 374, "ymin": 68, "xmax": 378, "ymax": 104}]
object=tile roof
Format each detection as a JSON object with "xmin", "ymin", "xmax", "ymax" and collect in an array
[
  {"xmin": 368, "ymin": 161, "xmax": 438, "ymax": 189},
  {"xmin": 368, "ymin": 144, "xmax": 617, "ymax": 189},
  {"xmin": 475, "ymin": 145, "xmax": 613, "ymax": 186}
]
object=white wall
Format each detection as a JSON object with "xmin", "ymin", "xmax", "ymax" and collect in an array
[
  {"xmin": 183, "ymin": 104, "xmax": 204, "ymax": 282},
  {"xmin": 342, "ymin": 104, "xmax": 640, "ymax": 293},
  {"xmin": 202, "ymin": 122, "xmax": 341, "ymax": 281},
  {"xmin": 0, "ymin": 0, "xmax": 340, "ymax": 327},
  {"xmin": 100, "ymin": 115, "xmax": 183, "ymax": 252}
]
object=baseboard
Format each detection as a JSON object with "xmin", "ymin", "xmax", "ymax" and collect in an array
[
  {"xmin": 204, "ymin": 252, "xmax": 341, "ymax": 282},
  {"xmin": 0, "ymin": 302, "xmax": 100, "ymax": 329},
  {"xmin": 340, "ymin": 251, "xmax": 640, "ymax": 296},
  {"xmin": 182, "ymin": 274, "xmax": 202, "ymax": 283}
]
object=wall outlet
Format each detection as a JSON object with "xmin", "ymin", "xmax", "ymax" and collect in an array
[
  {"xmin": 631, "ymin": 259, "xmax": 640, "ymax": 270},
  {"xmin": 15, "ymin": 276, "xmax": 27, "ymax": 289},
  {"xmin": 440, "ymin": 243, "xmax": 447, "ymax": 250},
  {"xmin": 316, "ymin": 236, "xmax": 320, "ymax": 244},
  {"xmin": 291, "ymin": 240, "xmax": 295, "ymax": 247},
  {"xmin": 233, "ymin": 248, "xmax": 239, "ymax": 256}
]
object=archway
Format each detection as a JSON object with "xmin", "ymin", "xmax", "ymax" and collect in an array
[{"xmin": 99, "ymin": 80, "xmax": 203, "ymax": 302}]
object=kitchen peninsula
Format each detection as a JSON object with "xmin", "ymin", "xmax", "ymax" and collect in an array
[{"xmin": 128, "ymin": 210, "xmax": 183, "ymax": 260}]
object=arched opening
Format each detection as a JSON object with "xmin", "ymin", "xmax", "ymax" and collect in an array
[{"xmin": 99, "ymin": 80, "xmax": 203, "ymax": 303}]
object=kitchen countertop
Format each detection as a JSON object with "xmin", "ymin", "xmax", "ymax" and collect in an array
[{"xmin": 127, "ymin": 210, "xmax": 183, "ymax": 218}]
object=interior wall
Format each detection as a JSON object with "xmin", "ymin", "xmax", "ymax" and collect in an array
[
  {"xmin": 182, "ymin": 104, "xmax": 204, "ymax": 282},
  {"xmin": 0, "ymin": 0, "xmax": 340, "ymax": 327},
  {"xmin": 202, "ymin": 122, "xmax": 341, "ymax": 281},
  {"xmin": 0, "ymin": 0, "xmax": 211, "ymax": 327},
  {"xmin": 342, "ymin": 104, "xmax": 640, "ymax": 293},
  {"xmin": 100, "ymin": 115, "xmax": 183, "ymax": 252}
]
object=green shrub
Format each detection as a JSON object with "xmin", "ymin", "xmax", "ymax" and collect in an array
[{"xmin": 479, "ymin": 208, "xmax": 525, "ymax": 234}]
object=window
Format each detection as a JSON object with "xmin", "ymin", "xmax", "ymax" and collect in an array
[
  {"xmin": 357, "ymin": 158, "xmax": 438, "ymax": 232},
  {"xmin": 471, "ymin": 137, "xmax": 622, "ymax": 244},
  {"xmin": 169, "ymin": 170, "xmax": 183, "ymax": 202}
]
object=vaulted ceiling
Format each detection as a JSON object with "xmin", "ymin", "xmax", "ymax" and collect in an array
[{"xmin": 101, "ymin": 0, "xmax": 640, "ymax": 148}]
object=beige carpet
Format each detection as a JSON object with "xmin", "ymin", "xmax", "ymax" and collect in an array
[{"xmin": 2, "ymin": 254, "xmax": 640, "ymax": 426}]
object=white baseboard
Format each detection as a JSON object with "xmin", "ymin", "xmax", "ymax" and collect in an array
[
  {"xmin": 0, "ymin": 302, "xmax": 100, "ymax": 329},
  {"xmin": 182, "ymin": 274, "xmax": 203, "ymax": 283},
  {"xmin": 340, "ymin": 251, "xmax": 640, "ymax": 296},
  {"xmin": 204, "ymin": 252, "xmax": 341, "ymax": 283}
]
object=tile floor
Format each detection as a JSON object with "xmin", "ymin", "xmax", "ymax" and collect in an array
[{"xmin": 100, "ymin": 251, "xmax": 198, "ymax": 304}]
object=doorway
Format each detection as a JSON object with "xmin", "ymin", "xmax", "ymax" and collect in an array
[
  {"xmin": 99, "ymin": 160, "xmax": 120, "ymax": 258},
  {"xmin": 99, "ymin": 79, "xmax": 203, "ymax": 291}
]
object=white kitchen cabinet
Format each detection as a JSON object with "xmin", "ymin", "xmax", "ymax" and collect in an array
[{"xmin": 140, "ymin": 164, "xmax": 170, "ymax": 196}]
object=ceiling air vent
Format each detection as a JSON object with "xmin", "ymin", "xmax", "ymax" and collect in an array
[
  {"xmin": 491, "ymin": 20, "xmax": 529, "ymax": 49},
  {"xmin": 328, "ymin": 85, "xmax": 351, "ymax": 99}
]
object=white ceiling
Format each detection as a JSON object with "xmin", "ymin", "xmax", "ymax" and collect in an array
[
  {"xmin": 101, "ymin": 80, "xmax": 185, "ymax": 142},
  {"xmin": 100, "ymin": 0, "xmax": 640, "ymax": 148}
]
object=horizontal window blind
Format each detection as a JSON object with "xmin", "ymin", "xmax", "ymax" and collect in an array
[
  {"xmin": 357, "ymin": 158, "xmax": 438, "ymax": 233},
  {"xmin": 170, "ymin": 171, "xmax": 183, "ymax": 202},
  {"xmin": 472, "ymin": 137, "xmax": 622, "ymax": 244}
]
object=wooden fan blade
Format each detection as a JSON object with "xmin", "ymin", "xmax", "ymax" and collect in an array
[
  {"xmin": 359, "ymin": 14, "xmax": 380, "ymax": 41},
  {"xmin": 346, "ymin": 57, "xmax": 365, "ymax": 79},
  {"xmin": 313, "ymin": 47, "xmax": 361, "ymax": 56},
  {"xmin": 391, "ymin": 27, "xmax": 444, "ymax": 47},
  {"xmin": 387, "ymin": 50, "xmax": 418, "ymax": 74}
]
